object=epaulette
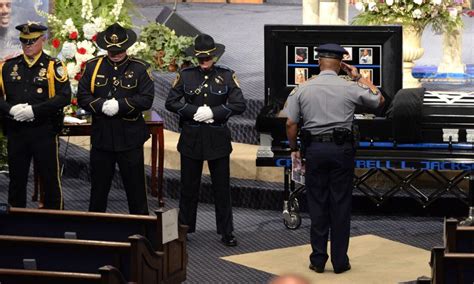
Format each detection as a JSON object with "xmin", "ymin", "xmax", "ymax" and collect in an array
[
  {"xmin": 129, "ymin": 57, "xmax": 150, "ymax": 68},
  {"xmin": 214, "ymin": 65, "xmax": 232, "ymax": 72},
  {"xmin": 180, "ymin": 65, "xmax": 198, "ymax": 72},
  {"xmin": 86, "ymin": 55, "xmax": 105, "ymax": 64},
  {"xmin": 5, "ymin": 54, "xmax": 22, "ymax": 62}
]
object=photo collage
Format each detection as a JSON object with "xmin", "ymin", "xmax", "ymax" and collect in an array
[{"xmin": 287, "ymin": 45, "xmax": 382, "ymax": 87}]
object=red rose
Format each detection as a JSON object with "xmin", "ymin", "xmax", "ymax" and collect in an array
[
  {"xmin": 69, "ymin": 31, "xmax": 78, "ymax": 40},
  {"xmin": 74, "ymin": 73, "xmax": 82, "ymax": 81},
  {"xmin": 52, "ymin": 38, "xmax": 60, "ymax": 49},
  {"xmin": 80, "ymin": 62, "xmax": 86, "ymax": 69},
  {"xmin": 71, "ymin": 98, "xmax": 78, "ymax": 106},
  {"xmin": 77, "ymin": 47, "xmax": 87, "ymax": 55},
  {"xmin": 91, "ymin": 34, "xmax": 97, "ymax": 42}
]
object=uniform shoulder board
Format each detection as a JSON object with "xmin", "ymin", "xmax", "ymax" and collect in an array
[
  {"xmin": 5, "ymin": 54, "xmax": 22, "ymax": 62},
  {"xmin": 180, "ymin": 65, "xmax": 197, "ymax": 72},
  {"xmin": 130, "ymin": 57, "xmax": 150, "ymax": 68},
  {"xmin": 86, "ymin": 55, "xmax": 105, "ymax": 64},
  {"xmin": 215, "ymin": 65, "xmax": 232, "ymax": 72}
]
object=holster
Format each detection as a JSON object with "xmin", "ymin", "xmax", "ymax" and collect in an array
[{"xmin": 332, "ymin": 127, "xmax": 352, "ymax": 146}]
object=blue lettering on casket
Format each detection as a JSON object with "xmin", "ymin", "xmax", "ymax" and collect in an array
[{"xmin": 275, "ymin": 158, "xmax": 291, "ymax": 167}]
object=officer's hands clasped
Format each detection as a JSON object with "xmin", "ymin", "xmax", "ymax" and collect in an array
[
  {"xmin": 10, "ymin": 103, "xmax": 35, "ymax": 122},
  {"xmin": 102, "ymin": 98, "xmax": 119, "ymax": 116},
  {"xmin": 193, "ymin": 106, "xmax": 214, "ymax": 123}
]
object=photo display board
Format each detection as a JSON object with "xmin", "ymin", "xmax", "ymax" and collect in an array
[
  {"xmin": 287, "ymin": 44, "xmax": 382, "ymax": 87},
  {"xmin": 264, "ymin": 25, "xmax": 403, "ymax": 109}
]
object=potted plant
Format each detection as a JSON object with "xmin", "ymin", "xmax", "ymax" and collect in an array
[{"xmin": 137, "ymin": 22, "xmax": 195, "ymax": 72}]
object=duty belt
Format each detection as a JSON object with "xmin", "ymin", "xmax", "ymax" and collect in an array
[{"xmin": 310, "ymin": 133, "xmax": 334, "ymax": 143}]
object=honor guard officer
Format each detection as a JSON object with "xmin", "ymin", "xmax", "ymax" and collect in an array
[
  {"xmin": 165, "ymin": 34, "xmax": 246, "ymax": 246},
  {"xmin": 0, "ymin": 22, "xmax": 71, "ymax": 209},
  {"xmin": 285, "ymin": 44, "xmax": 384, "ymax": 274},
  {"xmin": 77, "ymin": 23, "xmax": 154, "ymax": 215}
]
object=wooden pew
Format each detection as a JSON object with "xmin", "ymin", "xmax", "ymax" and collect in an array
[
  {"xmin": 0, "ymin": 207, "xmax": 187, "ymax": 283},
  {"xmin": 0, "ymin": 234, "xmax": 162, "ymax": 284},
  {"xmin": 431, "ymin": 247, "xmax": 474, "ymax": 284},
  {"xmin": 0, "ymin": 265, "xmax": 128, "ymax": 284},
  {"xmin": 444, "ymin": 218, "xmax": 474, "ymax": 253}
]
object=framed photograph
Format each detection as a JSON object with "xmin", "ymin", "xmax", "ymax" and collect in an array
[
  {"xmin": 0, "ymin": 0, "xmax": 50, "ymax": 60},
  {"xmin": 360, "ymin": 69, "xmax": 373, "ymax": 82},
  {"xmin": 342, "ymin": 47, "xmax": 352, "ymax": 61},
  {"xmin": 295, "ymin": 68, "xmax": 308, "ymax": 85},
  {"xmin": 295, "ymin": 47, "xmax": 308, "ymax": 63},
  {"xmin": 359, "ymin": 48, "xmax": 373, "ymax": 64},
  {"xmin": 313, "ymin": 46, "xmax": 318, "ymax": 60}
]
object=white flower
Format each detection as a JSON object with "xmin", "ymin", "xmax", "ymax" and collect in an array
[
  {"xmin": 412, "ymin": 8, "xmax": 423, "ymax": 18},
  {"xmin": 447, "ymin": 7, "xmax": 458, "ymax": 19},
  {"xmin": 75, "ymin": 40, "xmax": 96, "ymax": 64},
  {"xmin": 61, "ymin": 41, "xmax": 77, "ymax": 59},
  {"xmin": 368, "ymin": 2, "xmax": 377, "ymax": 11},
  {"xmin": 413, "ymin": 0, "xmax": 423, "ymax": 5},
  {"xmin": 92, "ymin": 17, "xmax": 107, "ymax": 32},
  {"xmin": 81, "ymin": 0, "xmax": 93, "ymax": 20},
  {"xmin": 83, "ymin": 23, "xmax": 99, "ymax": 40},
  {"xmin": 431, "ymin": 0, "xmax": 442, "ymax": 5},
  {"xmin": 62, "ymin": 18, "xmax": 78, "ymax": 37},
  {"xmin": 355, "ymin": 2, "xmax": 365, "ymax": 11},
  {"xmin": 127, "ymin": 42, "xmax": 148, "ymax": 56},
  {"xmin": 66, "ymin": 62, "xmax": 81, "ymax": 80},
  {"xmin": 386, "ymin": 0, "xmax": 394, "ymax": 6},
  {"xmin": 111, "ymin": 0, "xmax": 125, "ymax": 21}
]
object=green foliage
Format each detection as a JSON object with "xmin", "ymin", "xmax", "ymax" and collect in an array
[
  {"xmin": 137, "ymin": 22, "xmax": 195, "ymax": 72},
  {"xmin": 351, "ymin": 0, "xmax": 464, "ymax": 33}
]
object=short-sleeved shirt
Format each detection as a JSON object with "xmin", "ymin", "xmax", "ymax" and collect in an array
[{"xmin": 285, "ymin": 70, "xmax": 381, "ymax": 135}]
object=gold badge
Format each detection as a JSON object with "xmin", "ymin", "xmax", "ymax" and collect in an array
[
  {"xmin": 39, "ymin": 68, "xmax": 47, "ymax": 78},
  {"xmin": 37, "ymin": 88, "xmax": 43, "ymax": 94},
  {"xmin": 172, "ymin": 73, "xmax": 180, "ymax": 88},
  {"xmin": 111, "ymin": 34, "xmax": 119, "ymax": 44},
  {"xmin": 10, "ymin": 64, "xmax": 19, "ymax": 77},
  {"xmin": 232, "ymin": 73, "xmax": 240, "ymax": 88},
  {"xmin": 125, "ymin": 70, "xmax": 134, "ymax": 78},
  {"xmin": 17, "ymin": 76, "xmax": 21, "ymax": 80}
]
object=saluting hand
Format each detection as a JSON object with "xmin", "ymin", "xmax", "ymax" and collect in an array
[{"xmin": 341, "ymin": 62, "xmax": 360, "ymax": 80}]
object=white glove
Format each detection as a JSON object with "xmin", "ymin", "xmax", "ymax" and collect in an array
[
  {"xmin": 204, "ymin": 118, "xmax": 214, "ymax": 124},
  {"xmin": 14, "ymin": 105, "xmax": 34, "ymax": 122},
  {"xmin": 102, "ymin": 98, "xmax": 119, "ymax": 116},
  {"xmin": 193, "ymin": 106, "xmax": 213, "ymax": 122},
  {"xmin": 9, "ymin": 103, "xmax": 28, "ymax": 117}
]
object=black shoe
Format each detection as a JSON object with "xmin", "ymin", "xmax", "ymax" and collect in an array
[
  {"xmin": 221, "ymin": 234, "xmax": 238, "ymax": 247},
  {"xmin": 309, "ymin": 263, "xmax": 324, "ymax": 273},
  {"xmin": 334, "ymin": 264, "xmax": 351, "ymax": 274}
]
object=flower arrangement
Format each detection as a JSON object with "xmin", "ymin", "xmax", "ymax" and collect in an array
[
  {"xmin": 34, "ymin": 0, "xmax": 148, "ymax": 116},
  {"xmin": 136, "ymin": 22, "xmax": 195, "ymax": 72},
  {"xmin": 351, "ymin": 0, "xmax": 466, "ymax": 33}
]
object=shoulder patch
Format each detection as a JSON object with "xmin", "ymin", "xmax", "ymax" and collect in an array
[
  {"xmin": 232, "ymin": 73, "xmax": 240, "ymax": 88},
  {"xmin": 172, "ymin": 73, "xmax": 180, "ymax": 88},
  {"xmin": 356, "ymin": 80, "xmax": 371, "ymax": 90}
]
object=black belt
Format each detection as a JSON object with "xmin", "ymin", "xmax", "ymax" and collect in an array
[{"xmin": 310, "ymin": 133, "xmax": 334, "ymax": 143}]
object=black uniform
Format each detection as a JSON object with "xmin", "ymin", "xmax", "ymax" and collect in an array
[
  {"xmin": 77, "ymin": 55, "xmax": 154, "ymax": 215},
  {"xmin": 0, "ymin": 52, "xmax": 71, "ymax": 209},
  {"xmin": 166, "ymin": 65, "xmax": 246, "ymax": 234}
]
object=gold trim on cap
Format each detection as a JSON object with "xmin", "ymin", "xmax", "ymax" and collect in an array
[
  {"xmin": 194, "ymin": 47, "xmax": 216, "ymax": 56},
  {"xmin": 20, "ymin": 31, "xmax": 44, "ymax": 39},
  {"xmin": 104, "ymin": 34, "xmax": 129, "ymax": 48}
]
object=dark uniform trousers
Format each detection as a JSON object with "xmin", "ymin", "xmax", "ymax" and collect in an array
[
  {"xmin": 305, "ymin": 141, "xmax": 354, "ymax": 270},
  {"xmin": 179, "ymin": 154, "xmax": 233, "ymax": 234},
  {"xmin": 0, "ymin": 53, "xmax": 71, "ymax": 210},
  {"xmin": 7, "ymin": 124, "xmax": 62, "ymax": 209},
  {"xmin": 89, "ymin": 146, "xmax": 148, "ymax": 215}
]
